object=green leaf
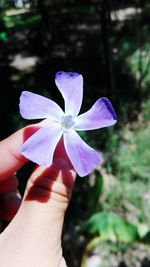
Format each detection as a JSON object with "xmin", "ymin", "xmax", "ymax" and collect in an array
[
  {"xmin": 0, "ymin": 31, "xmax": 7, "ymax": 41},
  {"xmin": 83, "ymin": 212, "xmax": 137, "ymax": 243},
  {"xmin": 137, "ymin": 223, "xmax": 149, "ymax": 238}
]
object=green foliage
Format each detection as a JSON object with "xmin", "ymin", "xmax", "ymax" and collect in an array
[
  {"xmin": 86, "ymin": 172, "xmax": 103, "ymax": 215},
  {"xmin": 2, "ymin": 13, "xmax": 41, "ymax": 30},
  {"xmin": 82, "ymin": 212, "xmax": 137, "ymax": 243},
  {"xmin": 0, "ymin": 31, "xmax": 7, "ymax": 41},
  {"xmin": 114, "ymin": 123, "xmax": 150, "ymax": 181},
  {"xmin": 142, "ymin": 97, "xmax": 150, "ymax": 121},
  {"xmin": 127, "ymin": 44, "xmax": 150, "ymax": 86},
  {"xmin": 137, "ymin": 223, "xmax": 149, "ymax": 239},
  {"xmin": 111, "ymin": 98, "xmax": 150, "ymax": 182}
]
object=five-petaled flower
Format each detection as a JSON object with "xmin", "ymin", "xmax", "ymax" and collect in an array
[{"xmin": 19, "ymin": 71, "xmax": 117, "ymax": 177}]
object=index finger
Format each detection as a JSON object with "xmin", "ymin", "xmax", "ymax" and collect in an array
[{"xmin": 0, "ymin": 125, "xmax": 40, "ymax": 181}]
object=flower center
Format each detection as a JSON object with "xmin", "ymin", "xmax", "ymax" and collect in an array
[{"xmin": 61, "ymin": 115, "xmax": 75, "ymax": 131}]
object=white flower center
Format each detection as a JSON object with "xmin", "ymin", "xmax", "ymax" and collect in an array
[{"xmin": 61, "ymin": 115, "xmax": 75, "ymax": 131}]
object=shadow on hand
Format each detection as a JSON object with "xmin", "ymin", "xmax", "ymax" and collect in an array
[{"xmin": 23, "ymin": 125, "xmax": 75, "ymax": 203}]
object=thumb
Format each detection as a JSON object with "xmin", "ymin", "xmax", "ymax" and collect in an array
[{"xmin": 1, "ymin": 161, "xmax": 76, "ymax": 267}]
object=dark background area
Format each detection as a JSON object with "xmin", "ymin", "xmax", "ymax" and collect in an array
[{"xmin": 0, "ymin": 1, "xmax": 150, "ymax": 266}]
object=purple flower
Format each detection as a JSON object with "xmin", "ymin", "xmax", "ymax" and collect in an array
[{"xmin": 19, "ymin": 71, "xmax": 117, "ymax": 177}]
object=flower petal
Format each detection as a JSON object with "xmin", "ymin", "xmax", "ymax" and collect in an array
[
  {"xmin": 20, "ymin": 124, "xmax": 63, "ymax": 166},
  {"xmin": 75, "ymin": 97, "xmax": 117, "ymax": 131},
  {"xmin": 55, "ymin": 71, "xmax": 83, "ymax": 116},
  {"xmin": 19, "ymin": 91, "xmax": 64, "ymax": 120},
  {"xmin": 63, "ymin": 130, "xmax": 100, "ymax": 177}
]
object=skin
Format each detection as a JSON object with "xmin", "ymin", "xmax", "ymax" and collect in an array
[{"xmin": 0, "ymin": 125, "xmax": 76, "ymax": 267}]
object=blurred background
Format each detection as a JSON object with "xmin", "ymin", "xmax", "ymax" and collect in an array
[{"xmin": 0, "ymin": 0, "xmax": 150, "ymax": 266}]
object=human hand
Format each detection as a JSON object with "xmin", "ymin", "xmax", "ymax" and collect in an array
[{"xmin": 0, "ymin": 125, "xmax": 76, "ymax": 267}]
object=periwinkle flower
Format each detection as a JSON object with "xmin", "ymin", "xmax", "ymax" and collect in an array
[{"xmin": 19, "ymin": 71, "xmax": 117, "ymax": 177}]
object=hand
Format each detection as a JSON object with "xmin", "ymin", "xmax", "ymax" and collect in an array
[{"xmin": 0, "ymin": 125, "xmax": 76, "ymax": 267}]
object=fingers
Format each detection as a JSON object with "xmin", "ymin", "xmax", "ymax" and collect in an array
[
  {"xmin": 0, "ymin": 122, "xmax": 67, "ymax": 181},
  {"xmin": 0, "ymin": 190, "xmax": 21, "ymax": 221},
  {"xmin": 24, "ymin": 163, "xmax": 75, "ymax": 209},
  {"xmin": 0, "ymin": 129, "xmax": 26, "ymax": 181},
  {"xmin": 0, "ymin": 124, "xmax": 40, "ymax": 181},
  {"xmin": 0, "ymin": 126, "xmax": 75, "ymax": 266},
  {"xmin": 0, "ymin": 142, "xmax": 76, "ymax": 266},
  {"xmin": 0, "ymin": 175, "xmax": 21, "ymax": 222},
  {"xmin": 0, "ymin": 174, "xmax": 18, "ymax": 194},
  {"xmin": 60, "ymin": 258, "xmax": 67, "ymax": 267}
]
